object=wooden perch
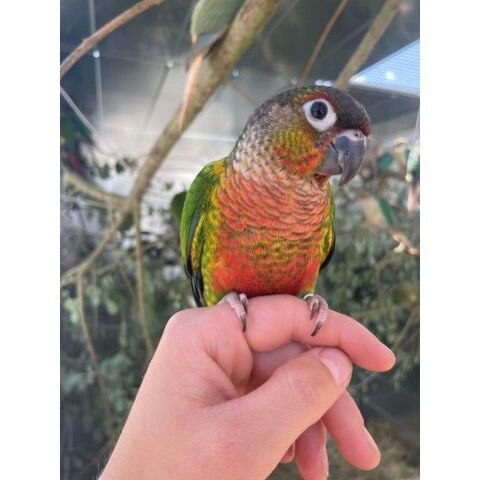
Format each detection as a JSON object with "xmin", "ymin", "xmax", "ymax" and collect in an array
[
  {"xmin": 61, "ymin": 0, "xmax": 282, "ymax": 287},
  {"xmin": 299, "ymin": 0, "xmax": 350, "ymax": 85},
  {"xmin": 63, "ymin": 170, "xmax": 125, "ymax": 207},
  {"xmin": 335, "ymin": 0, "xmax": 403, "ymax": 90},
  {"xmin": 60, "ymin": 0, "xmax": 165, "ymax": 78}
]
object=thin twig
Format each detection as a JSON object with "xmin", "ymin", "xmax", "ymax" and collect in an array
[
  {"xmin": 63, "ymin": 170, "xmax": 125, "ymax": 207},
  {"xmin": 60, "ymin": 86, "xmax": 118, "ymax": 156},
  {"xmin": 76, "ymin": 274, "xmax": 114, "ymax": 436},
  {"xmin": 373, "ymin": 251, "xmax": 397, "ymax": 316},
  {"xmin": 62, "ymin": 195, "xmax": 119, "ymax": 211},
  {"xmin": 391, "ymin": 306, "xmax": 420, "ymax": 352},
  {"xmin": 117, "ymin": 262, "xmax": 137, "ymax": 301},
  {"xmin": 298, "ymin": 0, "xmax": 350, "ymax": 85},
  {"xmin": 91, "ymin": 269, "xmax": 99, "ymax": 334},
  {"xmin": 60, "ymin": 235, "xmax": 176, "ymax": 288},
  {"xmin": 350, "ymin": 302, "xmax": 412, "ymax": 319},
  {"xmin": 134, "ymin": 201, "xmax": 154, "ymax": 357},
  {"xmin": 60, "ymin": 0, "xmax": 282, "ymax": 287},
  {"xmin": 60, "ymin": 0, "xmax": 165, "ymax": 78},
  {"xmin": 70, "ymin": 438, "xmax": 113, "ymax": 480},
  {"xmin": 335, "ymin": 0, "xmax": 403, "ymax": 89},
  {"xmin": 389, "ymin": 227, "xmax": 420, "ymax": 256},
  {"xmin": 352, "ymin": 306, "xmax": 420, "ymax": 392},
  {"xmin": 106, "ymin": 203, "xmax": 137, "ymax": 302}
]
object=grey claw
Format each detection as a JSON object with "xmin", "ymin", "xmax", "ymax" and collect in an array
[
  {"xmin": 239, "ymin": 293, "xmax": 248, "ymax": 314},
  {"xmin": 303, "ymin": 294, "xmax": 329, "ymax": 336},
  {"xmin": 220, "ymin": 292, "xmax": 249, "ymax": 332}
]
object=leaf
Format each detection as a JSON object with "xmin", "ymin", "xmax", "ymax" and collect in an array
[
  {"xmin": 376, "ymin": 152, "xmax": 394, "ymax": 172},
  {"xmin": 390, "ymin": 283, "xmax": 419, "ymax": 304},
  {"xmin": 98, "ymin": 164, "xmax": 111, "ymax": 179},
  {"xmin": 119, "ymin": 212, "xmax": 134, "ymax": 232},
  {"xmin": 170, "ymin": 190, "xmax": 187, "ymax": 222},
  {"xmin": 63, "ymin": 297, "xmax": 80, "ymax": 324},
  {"xmin": 115, "ymin": 161, "xmax": 125, "ymax": 174},
  {"xmin": 376, "ymin": 197, "xmax": 397, "ymax": 227},
  {"xmin": 104, "ymin": 297, "xmax": 119, "ymax": 316},
  {"xmin": 85, "ymin": 284, "xmax": 101, "ymax": 307},
  {"xmin": 60, "ymin": 115, "xmax": 77, "ymax": 149}
]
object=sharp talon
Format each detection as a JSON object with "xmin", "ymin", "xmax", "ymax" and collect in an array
[
  {"xmin": 302, "ymin": 294, "xmax": 329, "ymax": 337},
  {"xmin": 311, "ymin": 319, "xmax": 323, "ymax": 337},
  {"xmin": 239, "ymin": 293, "xmax": 248, "ymax": 314},
  {"xmin": 220, "ymin": 292, "xmax": 249, "ymax": 332},
  {"xmin": 240, "ymin": 312, "xmax": 247, "ymax": 332},
  {"xmin": 310, "ymin": 302, "xmax": 320, "ymax": 320}
]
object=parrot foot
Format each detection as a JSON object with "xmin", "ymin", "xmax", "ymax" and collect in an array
[
  {"xmin": 303, "ymin": 294, "xmax": 329, "ymax": 337},
  {"xmin": 219, "ymin": 292, "xmax": 248, "ymax": 332}
]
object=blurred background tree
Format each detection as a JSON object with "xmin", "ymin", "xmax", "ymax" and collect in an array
[{"xmin": 60, "ymin": 0, "xmax": 419, "ymax": 478}]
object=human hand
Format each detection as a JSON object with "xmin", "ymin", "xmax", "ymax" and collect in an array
[{"xmin": 100, "ymin": 295, "xmax": 395, "ymax": 480}]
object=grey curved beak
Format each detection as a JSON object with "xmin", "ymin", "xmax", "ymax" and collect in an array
[{"xmin": 317, "ymin": 130, "xmax": 367, "ymax": 185}]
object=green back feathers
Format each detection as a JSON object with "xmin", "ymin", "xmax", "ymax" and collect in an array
[{"xmin": 180, "ymin": 158, "xmax": 226, "ymax": 305}]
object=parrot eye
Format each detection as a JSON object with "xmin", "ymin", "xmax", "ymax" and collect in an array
[
  {"xmin": 310, "ymin": 101, "xmax": 327, "ymax": 119},
  {"xmin": 303, "ymin": 99, "xmax": 337, "ymax": 132}
]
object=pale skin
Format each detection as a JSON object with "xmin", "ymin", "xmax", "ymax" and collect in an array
[{"xmin": 100, "ymin": 295, "xmax": 395, "ymax": 480}]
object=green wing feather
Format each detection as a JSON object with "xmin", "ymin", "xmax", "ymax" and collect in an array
[
  {"xmin": 319, "ymin": 185, "xmax": 336, "ymax": 272},
  {"xmin": 180, "ymin": 158, "xmax": 225, "ymax": 306},
  {"xmin": 190, "ymin": 0, "xmax": 244, "ymax": 39},
  {"xmin": 188, "ymin": 0, "xmax": 244, "ymax": 64}
]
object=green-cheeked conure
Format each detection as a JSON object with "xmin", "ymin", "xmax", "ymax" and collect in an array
[
  {"xmin": 181, "ymin": 0, "xmax": 244, "ymax": 123},
  {"xmin": 180, "ymin": 86, "xmax": 370, "ymax": 335}
]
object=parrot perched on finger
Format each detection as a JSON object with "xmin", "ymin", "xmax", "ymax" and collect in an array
[
  {"xmin": 180, "ymin": 86, "xmax": 370, "ymax": 334},
  {"xmin": 181, "ymin": 0, "xmax": 244, "ymax": 123}
]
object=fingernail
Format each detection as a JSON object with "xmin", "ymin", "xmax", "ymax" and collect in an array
[
  {"xmin": 320, "ymin": 445, "xmax": 329, "ymax": 478},
  {"xmin": 316, "ymin": 348, "xmax": 352, "ymax": 387},
  {"xmin": 287, "ymin": 443, "xmax": 295, "ymax": 457},
  {"xmin": 384, "ymin": 346, "xmax": 396, "ymax": 368},
  {"xmin": 280, "ymin": 443, "xmax": 295, "ymax": 463},
  {"xmin": 363, "ymin": 427, "xmax": 380, "ymax": 456}
]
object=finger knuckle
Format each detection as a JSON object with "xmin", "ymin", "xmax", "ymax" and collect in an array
[
  {"xmin": 281, "ymin": 361, "xmax": 324, "ymax": 406},
  {"xmin": 163, "ymin": 309, "xmax": 190, "ymax": 338}
]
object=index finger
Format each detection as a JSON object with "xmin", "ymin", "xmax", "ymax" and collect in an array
[{"xmin": 214, "ymin": 294, "xmax": 395, "ymax": 372}]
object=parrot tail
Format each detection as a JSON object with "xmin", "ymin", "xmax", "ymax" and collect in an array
[{"xmin": 180, "ymin": 53, "xmax": 205, "ymax": 128}]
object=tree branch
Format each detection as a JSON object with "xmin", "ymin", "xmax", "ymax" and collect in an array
[
  {"xmin": 335, "ymin": 0, "xmax": 403, "ymax": 90},
  {"xmin": 298, "ymin": 0, "xmax": 350, "ymax": 85},
  {"xmin": 63, "ymin": 170, "xmax": 125, "ymax": 207},
  {"xmin": 134, "ymin": 201, "xmax": 154, "ymax": 357},
  {"xmin": 76, "ymin": 274, "xmax": 114, "ymax": 436},
  {"xmin": 60, "ymin": 0, "xmax": 282, "ymax": 286},
  {"xmin": 116, "ymin": 262, "xmax": 137, "ymax": 302},
  {"xmin": 389, "ymin": 227, "xmax": 420, "ymax": 256},
  {"xmin": 60, "ymin": 0, "xmax": 165, "ymax": 78}
]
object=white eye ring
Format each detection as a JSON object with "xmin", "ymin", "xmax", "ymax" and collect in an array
[{"xmin": 302, "ymin": 99, "xmax": 337, "ymax": 132}]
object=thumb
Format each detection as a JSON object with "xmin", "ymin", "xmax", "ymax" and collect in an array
[{"xmin": 226, "ymin": 347, "xmax": 351, "ymax": 458}]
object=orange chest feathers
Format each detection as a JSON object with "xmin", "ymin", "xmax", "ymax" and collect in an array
[{"xmin": 200, "ymin": 170, "xmax": 334, "ymax": 305}]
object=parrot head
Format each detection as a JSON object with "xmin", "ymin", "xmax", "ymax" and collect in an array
[{"xmin": 233, "ymin": 86, "xmax": 371, "ymax": 185}]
